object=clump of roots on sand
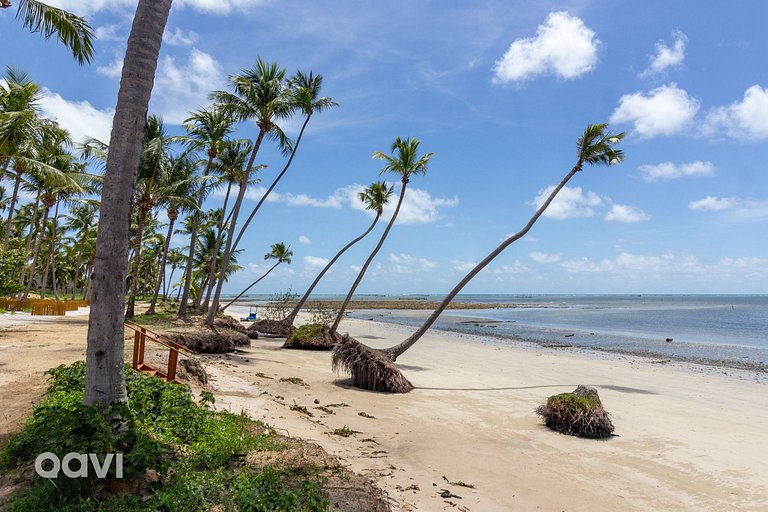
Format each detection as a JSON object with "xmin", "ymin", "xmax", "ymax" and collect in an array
[
  {"xmin": 331, "ymin": 334, "xmax": 414, "ymax": 393},
  {"xmin": 536, "ymin": 385, "xmax": 615, "ymax": 439}
]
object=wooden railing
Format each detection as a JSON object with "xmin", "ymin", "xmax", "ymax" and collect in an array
[
  {"xmin": 0, "ymin": 298, "xmax": 90, "ymax": 315},
  {"xmin": 124, "ymin": 320, "xmax": 193, "ymax": 383}
]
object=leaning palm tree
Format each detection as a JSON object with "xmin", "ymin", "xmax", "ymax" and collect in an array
[
  {"xmin": 175, "ymin": 106, "xmax": 234, "ymax": 317},
  {"xmin": 332, "ymin": 123, "xmax": 625, "ymax": 392},
  {"xmin": 163, "ymin": 247, "xmax": 185, "ymax": 299},
  {"xmin": 84, "ymin": 0, "xmax": 172, "ymax": 409},
  {"xmin": 3, "ymin": 0, "xmax": 95, "ymax": 64},
  {"xmin": 221, "ymin": 242, "xmax": 293, "ymax": 311},
  {"xmin": 204, "ymin": 59, "xmax": 294, "ymax": 325},
  {"xmin": 329, "ymin": 137, "xmax": 433, "ymax": 334},
  {"xmin": 280, "ymin": 181, "xmax": 394, "ymax": 329}
]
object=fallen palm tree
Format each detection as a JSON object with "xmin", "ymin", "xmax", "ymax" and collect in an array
[{"xmin": 332, "ymin": 123, "xmax": 625, "ymax": 392}]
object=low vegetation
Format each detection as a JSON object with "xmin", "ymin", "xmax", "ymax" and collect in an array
[
  {"xmin": 535, "ymin": 385, "xmax": 615, "ymax": 439},
  {"xmin": 0, "ymin": 362, "xmax": 386, "ymax": 511}
]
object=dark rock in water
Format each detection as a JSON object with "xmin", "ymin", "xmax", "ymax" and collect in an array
[
  {"xmin": 536, "ymin": 385, "xmax": 615, "ymax": 439},
  {"xmin": 666, "ymin": 337, "xmax": 673, "ymax": 342}
]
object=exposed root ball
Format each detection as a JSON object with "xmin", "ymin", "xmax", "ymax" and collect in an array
[
  {"xmin": 213, "ymin": 314, "xmax": 247, "ymax": 334},
  {"xmin": 248, "ymin": 318, "xmax": 294, "ymax": 337},
  {"xmin": 163, "ymin": 327, "xmax": 250, "ymax": 353},
  {"xmin": 331, "ymin": 334, "xmax": 414, "ymax": 393},
  {"xmin": 283, "ymin": 324, "xmax": 341, "ymax": 350},
  {"xmin": 536, "ymin": 385, "xmax": 615, "ymax": 439}
]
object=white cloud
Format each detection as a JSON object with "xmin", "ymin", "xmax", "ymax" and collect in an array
[
  {"xmin": 298, "ymin": 235, "xmax": 311, "ymax": 245},
  {"xmin": 451, "ymin": 260, "xmax": 477, "ymax": 273},
  {"xmin": 688, "ymin": 196, "xmax": 768, "ymax": 221},
  {"xmin": 529, "ymin": 251, "xmax": 561, "ymax": 263},
  {"xmin": 94, "ymin": 24, "xmax": 126, "ymax": 42},
  {"xmin": 151, "ymin": 48, "xmax": 224, "ymax": 124},
  {"xmin": 387, "ymin": 253, "xmax": 437, "ymax": 274},
  {"xmin": 604, "ymin": 204, "xmax": 651, "ymax": 223},
  {"xmin": 47, "ymin": 0, "xmax": 267, "ymax": 15},
  {"xmin": 303, "ymin": 255, "xmax": 328, "ymax": 269},
  {"xmin": 163, "ymin": 27, "xmax": 199, "ymax": 47},
  {"xmin": 561, "ymin": 252, "xmax": 768, "ymax": 278},
  {"xmin": 97, "ymin": 58, "xmax": 123, "ymax": 79},
  {"xmin": 174, "ymin": 0, "xmax": 268, "ymax": 14},
  {"xmin": 532, "ymin": 185, "xmax": 604, "ymax": 220},
  {"xmin": 638, "ymin": 161, "xmax": 715, "ymax": 182},
  {"xmin": 640, "ymin": 31, "xmax": 687, "ymax": 78},
  {"xmin": 703, "ymin": 85, "xmax": 768, "ymax": 141},
  {"xmin": 38, "ymin": 88, "xmax": 114, "ymax": 144},
  {"xmin": 492, "ymin": 261, "xmax": 529, "ymax": 274},
  {"xmin": 492, "ymin": 11, "xmax": 600, "ymax": 84},
  {"xmin": 385, "ymin": 187, "xmax": 459, "ymax": 225},
  {"xmin": 610, "ymin": 83, "xmax": 699, "ymax": 138}
]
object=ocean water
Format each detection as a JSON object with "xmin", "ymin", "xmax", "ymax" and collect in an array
[{"xmin": 345, "ymin": 295, "xmax": 768, "ymax": 370}]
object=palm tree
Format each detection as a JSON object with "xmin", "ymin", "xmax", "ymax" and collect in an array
[
  {"xmin": 332, "ymin": 123, "xmax": 625, "ymax": 393},
  {"xmin": 125, "ymin": 114, "xmax": 172, "ymax": 319},
  {"xmin": 147, "ymin": 155, "xmax": 199, "ymax": 314},
  {"xmin": 164, "ymin": 247, "xmax": 184, "ymax": 299},
  {"xmin": 221, "ymin": 242, "xmax": 293, "ymax": 311},
  {"xmin": 85, "ymin": 0, "xmax": 172, "ymax": 409},
  {"xmin": 175, "ymin": 106, "xmax": 234, "ymax": 317},
  {"xmin": 205, "ymin": 59, "xmax": 294, "ymax": 326},
  {"xmin": 229, "ymin": 71, "xmax": 337, "ymax": 255},
  {"xmin": 329, "ymin": 137, "xmax": 434, "ymax": 334},
  {"xmin": 64, "ymin": 202, "xmax": 98, "ymax": 298},
  {"xmin": 3, "ymin": 0, "xmax": 95, "ymax": 64},
  {"xmin": 284, "ymin": 181, "xmax": 393, "ymax": 327}
]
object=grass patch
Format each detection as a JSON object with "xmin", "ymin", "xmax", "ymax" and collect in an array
[
  {"xmin": 279, "ymin": 377, "xmax": 306, "ymax": 386},
  {"xmin": 314, "ymin": 406, "xmax": 335, "ymax": 415},
  {"xmin": 0, "ymin": 361, "xmax": 330, "ymax": 511},
  {"xmin": 331, "ymin": 426, "xmax": 359, "ymax": 438},
  {"xmin": 289, "ymin": 403, "xmax": 314, "ymax": 417},
  {"xmin": 536, "ymin": 386, "xmax": 615, "ymax": 439}
]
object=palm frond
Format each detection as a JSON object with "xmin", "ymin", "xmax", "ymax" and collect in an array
[{"xmin": 16, "ymin": 0, "xmax": 95, "ymax": 65}]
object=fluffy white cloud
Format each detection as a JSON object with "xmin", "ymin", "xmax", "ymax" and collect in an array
[
  {"xmin": 451, "ymin": 260, "xmax": 477, "ymax": 273},
  {"xmin": 298, "ymin": 235, "xmax": 311, "ymax": 245},
  {"xmin": 163, "ymin": 27, "xmax": 199, "ymax": 47},
  {"xmin": 688, "ymin": 196, "xmax": 768, "ymax": 221},
  {"xmin": 529, "ymin": 251, "xmax": 561, "ymax": 263},
  {"xmin": 638, "ymin": 160, "xmax": 715, "ymax": 182},
  {"xmin": 492, "ymin": 261, "xmax": 529, "ymax": 274},
  {"xmin": 561, "ymin": 252, "xmax": 768, "ymax": 278},
  {"xmin": 151, "ymin": 48, "xmax": 225, "ymax": 124},
  {"xmin": 610, "ymin": 83, "xmax": 699, "ymax": 138},
  {"xmin": 532, "ymin": 185, "xmax": 603, "ymax": 219},
  {"xmin": 38, "ymin": 88, "xmax": 114, "ymax": 144},
  {"xmin": 640, "ymin": 31, "xmax": 687, "ymax": 78},
  {"xmin": 604, "ymin": 204, "xmax": 651, "ymax": 223},
  {"xmin": 97, "ymin": 58, "xmax": 123, "ymax": 79},
  {"xmin": 303, "ymin": 255, "xmax": 328, "ymax": 269},
  {"xmin": 703, "ymin": 85, "xmax": 768, "ymax": 141},
  {"xmin": 388, "ymin": 253, "xmax": 437, "ymax": 274},
  {"xmin": 492, "ymin": 11, "xmax": 600, "ymax": 84}
]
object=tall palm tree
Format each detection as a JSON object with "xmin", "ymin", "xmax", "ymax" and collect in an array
[
  {"xmin": 222, "ymin": 242, "xmax": 293, "ymax": 311},
  {"xmin": 284, "ymin": 181, "xmax": 393, "ymax": 326},
  {"xmin": 330, "ymin": 137, "xmax": 433, "ymax": 334},
  {"xmin": 175, "ymin": 106, "xmax": 234, "ymax": 317},
  {"xmin": 147, "ymin": 155, "xmax": 199, "ymax": 314},
  {"xmin": 85, "ymin": 0, "xmax": 172, "ymax": 409},
  {"xmin": 3, "ymin": 0, "xmax": 95, "ymax": 64},
  {"xmin": 229, "ymin": 71, "xmax": 337, "ymax": 254},
  {"xmin": 332, "ymin": 123, "xmax": 625, "ymax": 393},
  {"xmin": 205, "ymin": 59, "xmax": 294, "ymax": 326},
  {"xmin": 64, "ymin": 202, "xmax": 98, "ymax": 298},
  {"xmin": 125, "ymin": 114, "xmax": 172, "ymax": 319},
  {"xmin": 164, "ymin": 247, "xmax": 184, "ymax": 299}
]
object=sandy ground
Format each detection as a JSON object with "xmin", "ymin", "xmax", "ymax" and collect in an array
[{"xmin": 2, "ymin": 309, "xmax": 767, "ymax": 511}]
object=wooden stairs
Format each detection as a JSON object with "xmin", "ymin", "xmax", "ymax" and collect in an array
[{"xmin": 125, "ymin": 320, "xmax": 193, "ymax": 383}]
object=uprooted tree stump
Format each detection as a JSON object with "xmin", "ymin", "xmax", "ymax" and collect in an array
[
  {"xmin": 331, "ymin": 334, "xmax": 414, "ymax": 393},
  {"xmin": 213, "ymin": 314, "xmax": 248, "ymax": 334},
  {"xmin": 283, "ymin": 324, "xmax": 342, "ymax": 350},
  {"xmin": 536, "ymin": 385, "xmax": 615, "ymax": 439},
  {"xmin": 162, "ymin": 325, "xmax": 250, "ymax": 354},
  {"xmin": 248, "ymin": 318, "xmax": 294, "ymax": 338}
]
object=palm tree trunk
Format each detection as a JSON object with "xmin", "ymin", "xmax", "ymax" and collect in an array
[
  {"xmin": 18, "ymin": 190, "xmax": 41, "ymax": 287},
  {"xmin": 84, "ymin": 0, "xmax": 172, "ymax": 408},
  {"xmin": 50, "ymin": 201, "xmax": 61, "ymax": 299},
  {"xmin": 23, "ymin": 203, "xmax": 50, "ymax": 298},
  {"xmin": 125, "ymin": 205, "xmax": 148, "ymax": 319},
  {"xmin": 71, "ymin": 250, "xmax": 82, "ymax": 300},
  {"xmin": 201, "ymin": 180, "xmax": 232, "ymax": 311},
  {"xmin": 287, "ymin": 214, "xmax": 380, "ymax": 325},
  {"xmin": 3, "ymin": 169, "xmax": 22, "ymax": 249},
  {"xmin": 330, "ymin": 182, "xmax": 408, "ymax": 334},
  {"xmin": 229, "ymin": 114, "xmax": 310, "ymax": 254},
  {"xmin": 39, "ymin": 252, "xmax": 52, "ymax": 299},
  {"xmin": 221, "ymin": 261, "xmax": 280, "ymax": 311},
  {"xmin": 147, "ymin": 211, "xmax": 175, "ymax": 314},
  {"xmin": 383, "ymin": 162, "xmax": 583, "ymax": 360},
  {"xmin": 205, "ymin": 129, "xmax": 266, "ymax": 326},
  {"xmin": 164, "ymin": 266, "xmax": 175, "ymax": 298},
  {"xmin": 177, "ymin": 154, "xmax": 214, "ymax": 317}
]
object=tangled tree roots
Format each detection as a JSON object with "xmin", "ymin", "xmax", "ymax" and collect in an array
[
  {"xmin": 163, "ymin": 326, "xmax": 250, "ymax": 353},
  {"xmin": 283, "ymin": 324, "xmax": 342, "ymax": 350},
  {"xmin": 331, "ymin": 334, "xmax": 414, "ymax": 393},
  {"xmin": 248, "ymin": 318, "xmax": 295, "ymax": 337},
  {"xmin": 535, "ymin": 385, "xmax": 615, "ymax": 439},
  {"xmin": 213, "ymin": 314, "xmax": 248, "ymax": 334}
]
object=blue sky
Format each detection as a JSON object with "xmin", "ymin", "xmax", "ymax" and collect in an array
[{"xmin": 4, "ymin": 0, "xmax": 768, "ymax": 295}]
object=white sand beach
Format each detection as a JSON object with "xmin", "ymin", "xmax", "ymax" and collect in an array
[{"xmin": 1, "ymin": 311, "xmax": 767, "ymax": 511}]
